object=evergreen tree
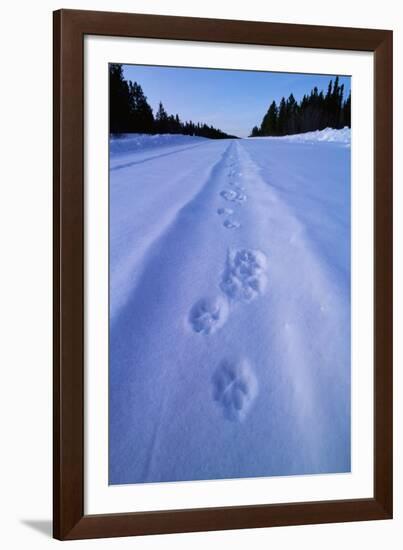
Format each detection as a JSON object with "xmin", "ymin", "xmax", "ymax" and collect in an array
[
  {"xmin": 277, "ymin": 97, "xmax": 287, "ymax": 136},
  {"xmin": 324, "ymin": 79, "xmax": 333, "ymax": 127},
  {"xmin": 317, "ymin": 91, "xmax": 326, "ymax": 130},
  {"xmin": 109, "ymin": 64, "xmax": 131, "ymax": 133},
  {"xmin": 155, "ymin": 102, "xmax": 169, "ymax": 133},
  {"xmin": 342, "ymin": 91, "xmax": 351, "ymax": 128},
  {"xmin": 336, "ymin": 81, "xmax": 344, "ymax": 128},
  {"xmin": 174, "ymin": 114, "xmax": 182, "ymax": 133},
  {"xmin": 285, "ymin": 94, "xmax": 298, "ymax": 134},
  {"xmin": 128, "ymin": 81, "xmax": 154, "ymax": 133},
  {"xmin": 308, "ymin": 87, "xmax": 322, "ymax": 131},
  {"xmin": 260, "ymin": 101, "xmax": 278, "ymax": 136}
]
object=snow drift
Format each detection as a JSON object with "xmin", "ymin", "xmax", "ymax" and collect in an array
[
  {"xmin": 110, "ymin": 132, "xmax": 208, "ymax": 156},
  {"xmin": 249, "ymin": 126, "xmax": 351, "ymax": 144}
]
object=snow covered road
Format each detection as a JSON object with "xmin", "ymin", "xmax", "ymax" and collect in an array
[{"xmin": 109, "ymin": 132, "xmax": 351, "ymax": 484}]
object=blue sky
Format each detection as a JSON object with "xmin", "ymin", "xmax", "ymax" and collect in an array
[{"xmin": 123, "ymin": 64, "xmax": 351, "ymax": 138}]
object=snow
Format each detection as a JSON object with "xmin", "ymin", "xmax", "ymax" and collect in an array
[
  {"xmin": 109, "ymin": 129, "xmax": 351, "ymax": 484},
  {"xmin": 251, "ymin": 126, "xmax": 351, "ymax": 144},
  {"xmin": 110, "ymin": 132, "xmax": 208, "ymax": 155},
  {"xmin": 109, "ymin": 133, "xmax": 209, "ymax": 173}
]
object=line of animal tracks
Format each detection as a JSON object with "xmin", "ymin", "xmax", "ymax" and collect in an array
[{"xmin": 189, "ymin": 142, "xmax": 270, "ymax": 422}]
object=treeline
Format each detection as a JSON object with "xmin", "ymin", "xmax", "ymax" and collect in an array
[
  {"xmin": 110, "ymin": 64, "xmax": 236, "ymax": 139},
  {"xmin": 250, "ymin": 77, "xmax": 351, "ymax": 137}
]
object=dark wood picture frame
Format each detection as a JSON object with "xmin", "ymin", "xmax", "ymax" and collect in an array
[{"xmin": 53, "ymin": 9, "xmax": 393, "ymax": 540}]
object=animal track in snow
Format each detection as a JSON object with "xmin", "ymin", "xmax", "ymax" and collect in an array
[
  {"xmin": 220, "ymin": 189, "xmax": 237, "ymax": 201},
  {"xmin": 212, "ymin": 358, "xmax": 258, "ymax": 421},
  {"xmin": 188, "ymin": 296, "xmax": 229, "ymax": 335},
  {"xmin": 230, "ymin": 184, "xmax": 246, "ymax": 194},
  {"xmin": 234, "ymin": 191, "xmax": 247, "ymax": 203},
  {"xmin": 220, "ymin": 248, "xmax": 268, "ymax": 302},
  {"xmin": 217, "ymin": 207, "xmax": 233, "ymax": 216},
  {"xmin": 220, "ymin": 189, "xmax": 247, "ymax": 203},
  {"xmin": 223, "ymin": 219, "xmax": 240, "ymax": 229}
]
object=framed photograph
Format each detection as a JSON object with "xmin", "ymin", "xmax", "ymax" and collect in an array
[{"xmin": 53, "ymin": 9, "xmax": 393, "ymax": 540}]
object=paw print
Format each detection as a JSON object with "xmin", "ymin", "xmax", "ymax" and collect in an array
[
  {"xmin": 188, "ymin": 296, "xmax": 229, "ymax": 335},
  {"xmin": 212, "ymin": 358, "xmax": 258, "ymax": 421}
]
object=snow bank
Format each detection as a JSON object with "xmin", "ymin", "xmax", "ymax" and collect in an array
[
  {"xmin": 250, "ymin": 127, "xmax": 351, "ymax": 144},
  {"xmin": 110, "ymin": 133, "xmax": 208, "ymax": 156}
]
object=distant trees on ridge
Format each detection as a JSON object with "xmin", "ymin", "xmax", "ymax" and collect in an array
[
  {"xmin": 250, "ymin": 77, "xmax": 351, "ymax": 137},
  {"xmin": 109, "ymin": 64, "xmax": 236, "ymax": 139}
]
